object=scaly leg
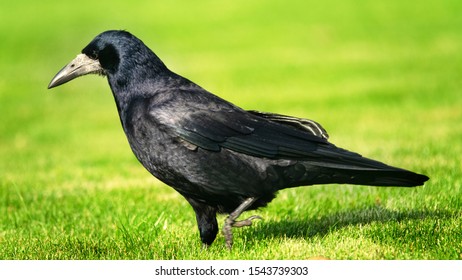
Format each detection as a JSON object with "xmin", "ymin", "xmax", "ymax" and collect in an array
[{"xmin": 223, "ymin": 197, "xmax": 262, "ymax": 249}]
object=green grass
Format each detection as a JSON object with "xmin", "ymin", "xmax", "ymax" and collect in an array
[{"xmin": 1, "ymin": 0, "xmax": 461, "ymax": 259}]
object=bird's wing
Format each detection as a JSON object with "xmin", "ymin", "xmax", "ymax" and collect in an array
[
  {"xmin": 148, "ymin": 89, "xmax": 404, "ymax": 171},
  {"xmin": 148, "ymin": 90, "xmax": 336, "ymax": 160}
]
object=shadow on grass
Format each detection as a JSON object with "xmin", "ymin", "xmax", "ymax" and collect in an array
[{"xmin": 249, "ymin": 207, "xmax": 455, "ymax": 241}]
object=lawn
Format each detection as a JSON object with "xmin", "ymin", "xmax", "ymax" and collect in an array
[{"xmin": 0, "ymin": 0, "xmax": 461, "ymax": 259}]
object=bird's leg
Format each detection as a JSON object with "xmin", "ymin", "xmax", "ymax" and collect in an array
[
  {"xmin": 223, "ymin": 197, "xmax": 262, "ymax": 249},
  {"xmin": 186, "ymin": 197, "xmax": 219, "ymax": 247}
]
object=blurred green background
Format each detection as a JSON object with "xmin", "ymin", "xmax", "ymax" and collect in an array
[{"xmin": 1, "ymin": 0, "xmax": 461, "ymax": 259}]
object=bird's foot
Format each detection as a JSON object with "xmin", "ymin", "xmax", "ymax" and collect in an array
[
  {"xmin": 222, "ymin": 197, "xmax": 260, "ymax": 249},
  {"xmin": 224, "ymin": 215, "xmax": 262, "ymax": 249},
  {"xmin": 232, "ymin": 215, "xmax": 263, "ymax": 228}
]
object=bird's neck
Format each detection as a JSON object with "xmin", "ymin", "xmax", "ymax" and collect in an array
[{"xmin": 106, "ymin": 70, "xmax": 172, "ymax": 128}]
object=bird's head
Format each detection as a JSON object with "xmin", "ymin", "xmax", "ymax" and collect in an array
[{"xmin": 48, "ymin": 30, "xmax": 165, "ymax": 89}]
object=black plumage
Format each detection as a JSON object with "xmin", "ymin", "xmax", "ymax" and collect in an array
[{"xmin": 48, "ymin": 30, "xmax": 429, "ymax": 248}]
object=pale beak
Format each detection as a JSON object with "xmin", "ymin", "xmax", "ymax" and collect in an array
[{"xmin": 48, "ymin": 54, "xmax": 102, "ymax": 89}]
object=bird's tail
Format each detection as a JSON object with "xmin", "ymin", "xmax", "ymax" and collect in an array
[
  {"xmin": 291, "ymin": 145, "xmax": 429, "ymax": 188},
  {"xmin": 305, "ymin": 164, "xmax": 429, "ymax": 187}
]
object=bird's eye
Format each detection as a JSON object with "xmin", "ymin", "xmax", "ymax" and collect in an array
[
  {"xmin": 89, "ymin": 51, "xmax": 99, "ymax": 60},
  {"xmin": 83, "ymin": 50, "xmax": 98, "ymax": 60}
]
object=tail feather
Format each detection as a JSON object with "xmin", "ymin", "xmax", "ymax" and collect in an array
[
  {"xmin": 313, "ymin": 166, "xmax": 430, "ymax": 187},
  {"xmin": 303, "ymin": 143, "xmax": 430, "ymax": 187},
  {"xmin": 283, "ymin": 144, "xmax": 430, "ymax": 188}
]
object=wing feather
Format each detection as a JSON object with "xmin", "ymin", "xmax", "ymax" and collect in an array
[{"xmin": 147, "ymin": 90, "xmax": 391, "ymax": 170}]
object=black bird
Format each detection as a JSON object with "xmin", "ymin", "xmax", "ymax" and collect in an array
[{"xmin": 48, "ymin": 30, "xmax": 429, "ymax": 248}]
